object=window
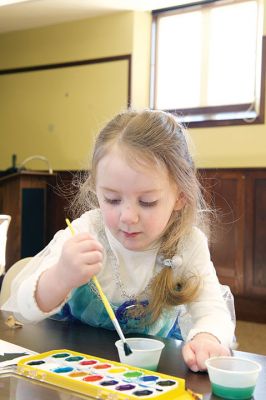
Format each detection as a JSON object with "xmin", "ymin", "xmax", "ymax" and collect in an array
[{"xmin": 151, "ymin": 0, "xmax": 265, "ymax": 127}]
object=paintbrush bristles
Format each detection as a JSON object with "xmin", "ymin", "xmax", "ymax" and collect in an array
[
  {"xmin": 112, "ymin": 318, "xmax": 133, "ymax": 357},
  {"xmin": 123, "ymin": 342, "xmax": 133, "ymax": 356}
]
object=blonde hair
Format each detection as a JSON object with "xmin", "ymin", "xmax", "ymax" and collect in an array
[{"xmin": 71, "ymin": 109, "xmax": 211, "ymax": 323}]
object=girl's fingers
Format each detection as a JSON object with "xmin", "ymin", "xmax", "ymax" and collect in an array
[
  {"xmin": 186, "ymin": 340, "xmax": 231, "ymax": 372},
  {"xmin": 83, "ymin": 262, "xmax": 102, "ymax": 279},
  {"xmin": 64, "ymin": 236, "xmax": 103, "ymax": 258},
  {"xmin": 69, "ymin": 251, "xmax": 103, "ymax": 272},
  {"xmin": 195, "ymin": 346, "xmax": 229, "ymax": 371},
  {"xmin": 194, "ymin": 348, "xmax": 209, "ymax": 371},
  {"xmin": 82, "ymin": 250, "xmax": 103, "ymax": 265},
  {"xmin": 58, "ymin": 233, "xmax": 104, "ymax": 287},
  {"xmin": 74, "ymin": 240, "xmax": 103, "ymax": 254},
  {"xmin": 182, "ymin": 343, "xmax": 199, "ymax": 372},
  {"xmin": 70, "ymin": 232, "xmax": 104, "ymax": 251}
]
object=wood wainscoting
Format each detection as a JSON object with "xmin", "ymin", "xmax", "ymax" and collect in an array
[
  {"xmin": 198, "ymin": 169, "xmax": 266, "ymax": 323},
  {"xmin": 46, "ymin": 168, "xmax": 266, "ymax": 323},
  {"xmin": 1, "ymin": 168, "xmax": 266, "ymax": 323}
]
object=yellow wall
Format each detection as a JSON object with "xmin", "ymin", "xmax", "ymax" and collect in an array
[
  {"xmin": 0, "ymin": 60, "xmax": 129, "ymax": 170},
  {"xmin": 131, "ymin": 12, "xmax": 152, "ymax": 109},
  {"xmin": 0, "ymin": 5, "xmax": 265, "ymax": 170},
  {"xmin": 0, "ymin": 12, "xmax": 134, "ymax": 170},
  {"xmin": 0, "ymin": 12, "xmax": 134, "ymax": 68}
]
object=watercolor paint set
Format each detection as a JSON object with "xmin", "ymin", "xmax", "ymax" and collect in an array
[{"xmin": 17, "ymin": 349, "xmax": 200, "ymax": 399}]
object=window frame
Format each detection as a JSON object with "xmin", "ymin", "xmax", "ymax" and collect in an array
[{"xmin": 150, "ymin": 0, "xmax": 265, "ymax": 128}]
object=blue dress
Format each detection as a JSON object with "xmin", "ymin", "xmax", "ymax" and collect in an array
[{"xmin": 52, "ymin": 282, "xmax": 184, "ymax": 341}]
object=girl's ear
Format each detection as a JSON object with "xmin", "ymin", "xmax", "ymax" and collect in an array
[{"xmin": 174, "ymin": 192, "xmax": 186, "ymax": 211}]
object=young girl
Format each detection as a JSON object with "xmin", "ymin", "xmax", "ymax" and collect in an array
[{"xmin": 3, "ymin": 109, "xmax": 235, "ymax": 372}]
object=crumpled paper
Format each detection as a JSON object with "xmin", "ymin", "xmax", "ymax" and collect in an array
[{"xmin": 5, "ymin": 315, "xmax": 23, "ymax": 329}]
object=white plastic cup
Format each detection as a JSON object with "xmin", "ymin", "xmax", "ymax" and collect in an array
[
  {"xmin": 206, "ymin": 356, "xmax": 262, "ymax": 400},
  {"xmin": 115, "ymin": 337, "xmax": 165, "ymax": 371}
]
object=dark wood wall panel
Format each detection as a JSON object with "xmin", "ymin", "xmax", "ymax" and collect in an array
[
  {"xmin": 201, "ymin": 169, "xmax": 266, "ymax": 322},
  {"xmin": 200, "ymin": 170, "xmax": 245, "ymax": 295},
  {"xmin": 46, "ymin": 171, "xmax": 75, "ymax": 242},
  {"xmin": 254, "ymin": 179, "xmax": 266, "ymax": 288},
  {"xmin": 1, "ymin": 168, "xmax": 266, "ymax": 322},
  {"xmin": 46, "ymin": 168, "xmax": 266, "ymax": 322},
  {"xmin": 0, "ymin": 172, "xmax": 54, "ymax": 270},
  {"xmin": 245, "ymin": 172, "xmax": 266, "ymax": 298}
]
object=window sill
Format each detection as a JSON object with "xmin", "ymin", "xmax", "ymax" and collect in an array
[{"xmin": 164, "ymin": 110, "xmax": 264, "ymax": 128}]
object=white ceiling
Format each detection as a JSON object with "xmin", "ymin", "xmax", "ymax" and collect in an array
[{"xmin": 0, "ymin": 0, "xmax": 191, "ymax": 34}]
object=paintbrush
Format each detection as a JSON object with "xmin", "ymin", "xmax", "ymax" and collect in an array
[{"xmin": 65, "ymin": 218, "xmax": 132, "ymax": 356}]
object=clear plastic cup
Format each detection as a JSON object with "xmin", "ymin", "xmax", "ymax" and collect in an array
[
  {"xmin": 206, "ymin": 356, "xmax": 262, "ymax": 400},
  {"xmin": 115, "ymin": 338, "xmax": 165, "ymax": 371}
]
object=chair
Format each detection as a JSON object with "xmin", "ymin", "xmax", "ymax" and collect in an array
[
  {"xmin": 0, "ymin": 214, "xmax": 11, "ymax": 276},
  {"xmin": 0, "ymin": 257, "xmax": 32, "ymax": 307}
]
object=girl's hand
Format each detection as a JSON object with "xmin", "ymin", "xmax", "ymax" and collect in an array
[
  {"xmin": 55, "ymin": 232, "xmax": 104, "ymax": 291},
  {"xmin": 35, "ymin": 233, "xmax": 103, "ymax": 312},
  {"xmin": 182, "ymin": 333, "xmax": 231, "ymax": 372}
]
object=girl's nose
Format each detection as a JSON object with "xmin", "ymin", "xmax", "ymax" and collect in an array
[{"xmin": 120, "ymin": 205, "xmax": 139, "ymax": 224}]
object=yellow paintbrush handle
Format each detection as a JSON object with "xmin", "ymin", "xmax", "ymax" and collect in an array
[
  {"xmin": 66, "ymin": 218, "xmax": 75, "ymax": 235},
  {"xmin": 92, "ymin": 276, "xmax": 116, "ymax": 321}
]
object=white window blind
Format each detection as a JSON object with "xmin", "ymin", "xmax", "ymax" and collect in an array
[{"xmin": 151, "ymin": 0, "xmax": 264, "ymax": 126}]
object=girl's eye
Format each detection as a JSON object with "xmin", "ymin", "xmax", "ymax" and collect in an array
[
  {"xmin": 139, "ymin": 200, "xmax": 158, "ymax": 207},
  {"xmin": 104, "ymin": 197, "xmax": 121, "ymax": 205}
]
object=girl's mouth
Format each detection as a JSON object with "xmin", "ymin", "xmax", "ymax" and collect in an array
[{"xmin": 123, "ymin": 231, "xmax": 140, "ymax": 238}]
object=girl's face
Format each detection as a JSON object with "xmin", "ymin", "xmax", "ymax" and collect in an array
[{"xmin": 95, "ymin": 146, "xmax": 185, "ymax": 251}]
